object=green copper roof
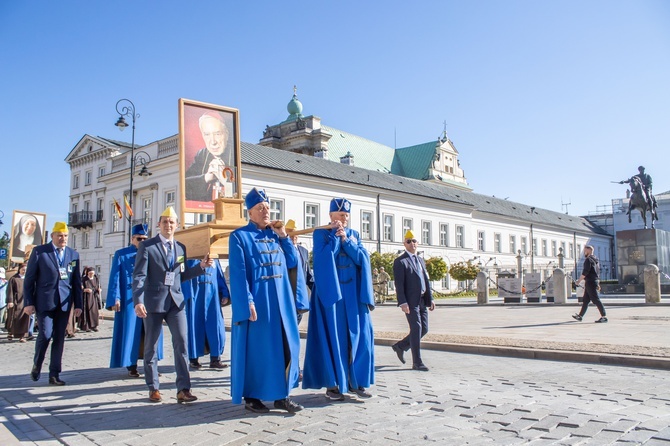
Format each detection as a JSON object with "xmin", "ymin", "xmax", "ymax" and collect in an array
[
  {"xmin": 393, "ymin": 141, "xmax": 438, "ymax": 179},
  {"xmin": 284, "ymin": 94, "xmax": 304, "ymax": 122},
  {"xmin": 320, "ymin": 125, "xmax": 396, "ymax": 172}
]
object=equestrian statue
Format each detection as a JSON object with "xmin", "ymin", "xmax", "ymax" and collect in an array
[{"xmin": 618, "ymin": 165, "xmax": 658, "ymax": 229}]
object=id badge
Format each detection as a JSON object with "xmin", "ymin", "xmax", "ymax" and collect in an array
[
  {"xmin": 59, "ymin": 267, "xmax": 68, "ymax": 280},
  {"xmin": 164, "ymin": 272, "xmax": 175, "ymax": 286}
]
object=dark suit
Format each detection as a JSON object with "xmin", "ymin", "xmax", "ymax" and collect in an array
[
  {"xmin": 132, "ymin": 234, "xmax": 204, "ymax": 392},
  {"xmin": 392, "ymin": 252, "xmax": 433, "ymax": 366},
  {"xmin": 24, "ymin": 243, "xmax": 82, "ymax": 378}
]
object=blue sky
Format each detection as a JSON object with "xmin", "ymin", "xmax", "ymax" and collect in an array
[{"xmin": 1, "ymin": 0, "xmax": 669, "ymax": 232}]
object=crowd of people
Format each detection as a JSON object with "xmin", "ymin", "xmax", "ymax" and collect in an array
[{"xmin": 11, "ymin": 192, "xmax": 439, "ymax": 413}]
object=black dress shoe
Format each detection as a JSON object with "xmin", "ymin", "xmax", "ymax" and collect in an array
[
  {"xmin": 412, "ymin": 364, "xmax": 429, "ymax": 372},
  {"xmin": 189, "ymin": 360, "xmax": 203, "ymax": 370},
  {"xmin": 209, "ymin": 360, "xmax": 228, "ymax": 369},
  {"xmin": 244, "ymin": 398, "xmax": 269, "ymax": 413},
  {"xmin": 274, "ymin": 398, "xmax": 303, "ymax": 413},
  {"xmin": 391, "ymin": 344, "xmax": 406, "ymax": 364},
  {"xmin": 49, "ymin": 376, "xmax": 66, "ymax": 386},
  {"xmin": 30, "ymin": 365, "xmax": 41, "ymax": 382}
]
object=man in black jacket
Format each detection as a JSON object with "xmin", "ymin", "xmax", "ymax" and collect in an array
[
  {"xmin": 572, "ymin": 245, "xmax": 607, "ymax": 323},
  {"xmin": 391, "ymin": 230, "xmax": 435, "ymax": 371}
]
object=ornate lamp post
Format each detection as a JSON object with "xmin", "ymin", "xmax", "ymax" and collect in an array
[{"xmin": 114, "ymin": 99, "xmax": 139, "ymax": 245}]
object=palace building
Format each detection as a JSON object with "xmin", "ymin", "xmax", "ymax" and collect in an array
[{"xmin": 65, "ymin": 91, "xmax": 612, "ymax": 293}]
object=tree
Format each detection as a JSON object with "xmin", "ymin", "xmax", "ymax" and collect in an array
[
  {"xmin": 448, "ymin": 260, "xmax": 480, "ymax": 290},
  {"xmin": 424, "ymin": 257, "xmax": 448, "ymax": 282},
  {"xmin": 369, "ymin": 251, "xmax": 397, "ymax": 280}
]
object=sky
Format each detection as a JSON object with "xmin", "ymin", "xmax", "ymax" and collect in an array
[{"xmin": 1, "ymin": 0, "xmax": 669, "ymax": 233}]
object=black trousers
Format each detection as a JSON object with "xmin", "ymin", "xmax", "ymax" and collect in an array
[
  {"xmin": 396, "ymin": 303, "xmax": 429, "ymax": 366},
  {"xmin": 579, "ymin": 281, "xmax": 606, "ymax": 317}
]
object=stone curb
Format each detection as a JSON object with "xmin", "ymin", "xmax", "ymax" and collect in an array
[{"xmin": 373, "ymin": 337, "xmax": 670, "ymax": 371}]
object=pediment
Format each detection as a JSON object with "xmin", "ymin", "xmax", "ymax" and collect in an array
[{"xmin": 65, "ymin": 134, "xmax": 125, "ymax": 163}]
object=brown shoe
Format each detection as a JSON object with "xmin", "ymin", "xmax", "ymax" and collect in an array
[
  {"xmin": 149, "ymin": 390, "xmax": 162, "ymax": 403},
  {"xmin": 177, "ymin": 389, "xmax": 197, "ymax": 404},
  {"xmin": 209, "ymin": 359, "xmax": 228, "ymax": 369}
]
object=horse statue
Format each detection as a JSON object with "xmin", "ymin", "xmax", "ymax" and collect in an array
[{"xmin": 620, "ymin": 176, "xmax": 658, "ymax": 229}]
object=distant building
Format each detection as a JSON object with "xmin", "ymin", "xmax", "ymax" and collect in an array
[{"xmin": 65, "ymin": 91, "xmax": 612, "ymax": 293}]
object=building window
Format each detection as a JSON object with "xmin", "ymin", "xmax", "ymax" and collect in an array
[
  {"xmin": 477, "ymin": 231, "xmax": 485, "ymax": 251},
  {"xmin": 441, "ymin": 275, "xmax": 450, "ymax": 290},
  {"xmin": 532, "ymin": 238, "xmax": 538, "ymax": 256},
  {"xmin": 270, "ymin": 199, "xmax": 283, "ymax": 222},
  {"xmin": 73, "ymin": 174, "xmax": 79, "ymax": 189},
  {"xmin": 361, "ymin": 211, "xmax": 373, "ymax": 240},
  {"xmin": 561, "ymin": 241, "xmax": 566, "ymax": 257},
  {"xmin": 305, "ymin": 203, "xmax": 319, "ymax": 229},
  {"xmin": 569, "ymin": 242, "xmax": 574, "ymax": 259},
  {"xmin": 439, "ymin": 223, "xmax": 449, "ymax": 247},
  {"xmin": 383, "ymin": 214, "xmax": 393, "ymax": 242},
  {"xmin": 97, "ymin": 198, "xmax": 104, "ymax": 211},
  {"xmin": 98, "ymin": 166, "xmax": 105, "ymax": 178},
  {"xmin": 71, "ymin": 235, "xmax": 77, "ymax": 250},
  {"xmin": 84, "ymin": 171, "xmax": 92, "ymax": 186},
  {"xmin": 422, "ymin": 221, "xmax": 431, "ymax": 245},
  {"xmin": 83, "ymin": 232, "xmax": 89, "ymax": 249},
  {"xmin": 494, "ymin": 233, "xmax": 502, "ymax": 253},
  {"xmin": 551, "ymin": 241, "xmax": 557, "ymax": 257},
  {"xmin": 521, "ymin": 236, "xmax": 528, "ymax": 255},
  {"xmin": 165, "ymin": 191, "xmax": 176, "ymax": 207},
  {"xmin": 197, "ymin": 213, "xmax": 213, "ymax": 223},
  {"xmin": 142, "ymin": 197, "xmax": 152, "ymax": 224},
  {"xmin": 111, "ymin": 203, "xmax": 120, "ymax": 232},
  {"xmin": 456, "ymin": 225, "xmax": 464, "ymax": 248},
  {"xmin": 509, "ymin": 235, "xmax": 517, "ymax": 254},
  {"xmin": 402, "ymin": 218, "xmax": 412, "ymax": 236},
  {"xmin": 96, "ymin": 230, "xmax": 102, "ymax": 248},
  {"xmin": 83, "ymin": 200, "xmax": 90, "ymax": 212},
  {"xmin": 72, "ymin": 203, "xmax": 78, "ymax": 213},
  {"xmin": 541, "ymin": 239, "xmax": 548, "ymax": 257}
]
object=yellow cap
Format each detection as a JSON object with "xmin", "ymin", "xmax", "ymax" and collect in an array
[
  {"xmin": 161, "ymin": 206, "xmax": 178, "ymax": 218},
  {"xmin": 404, "ymin": 230, "xmax": 415, "ymax": 240},
  {"xmin": 285, "ymin": 219, "xmax": 297, "ymax": 231},
  {"xmin": 52, "ymin": 222, "xmax": 69, "ymax": 234}
]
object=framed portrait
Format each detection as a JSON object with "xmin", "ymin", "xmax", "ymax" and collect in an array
[
  {"xmin": 179, "ymin": 98, "xmax": 241, "ymax": 216},
  {"xmin": 9, "ymin": 210, "xmax": 47, "ymax": 263}
]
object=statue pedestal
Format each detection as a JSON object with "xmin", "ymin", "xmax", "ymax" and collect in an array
[
  {"xmin": 616, "ymin": 228, "xmax": 670, "ymax": 287},
  {"xmin": 175, "ymin": 198, "xmax": 246, "ymax": 259}
]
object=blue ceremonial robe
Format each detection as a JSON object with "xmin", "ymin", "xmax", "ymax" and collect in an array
[
  {"xmin": 229, "ymin": 221, "xmax": 309, "ymax": 404},
  {"xmin": 107, "ymin": 245, "xmax": 163, "ymax": 368},
  {"xmin": 302, "ymin": 227, "xmax": 375, "ymax": 393},
  {"xmin": 183, "ymin": 259, "xmax": 228, "ymax": 360}
]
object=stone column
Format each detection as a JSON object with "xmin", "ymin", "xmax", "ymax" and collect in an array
[
  {"xmin": 477, "ymin": 271, "xmax": 489, "ymax": 304},
  {"xmin": 553, "ymin": 268, "xmax": 568, "ymax": 304},
  {"xmin": 644, "ymin": 264, "xmax": 661, "ymax": 303}
]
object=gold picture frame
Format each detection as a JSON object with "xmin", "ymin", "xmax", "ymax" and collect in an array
[{"xmin": 178, "ymin": 98, "xmax": 241, "ymax": 219}]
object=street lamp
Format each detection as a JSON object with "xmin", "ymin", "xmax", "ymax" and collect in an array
[
  {"xmin": 115, "ymin": 99, "xmax": 139, "ymax": 245},
  {"xmin": 133, "ymin": 150, "xmax": 153, "ymax": 178}
]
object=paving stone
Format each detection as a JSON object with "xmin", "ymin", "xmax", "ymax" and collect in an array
[{"xmin": 618, "ymin": 427, "xmax": 657, "ymax": 443}]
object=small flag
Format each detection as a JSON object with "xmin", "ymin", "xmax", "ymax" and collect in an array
[
  {"xmin": 124, "ymin": 195, "xmax": 133, "ymax": 217},
  {"xmin": 113, "ymin": 198, "xmax": 123, "ymax": 219}
]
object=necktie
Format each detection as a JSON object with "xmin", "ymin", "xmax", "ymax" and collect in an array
[
  {"xmin": 166, "ymin": 241, "xmax": 173, "ymax": 268},
  {"xmin": 57, "ymin": 248, "xmax": 64, "ymax": 265},
  {"xmin": 414, "ymin": 255, "xmax": 426, "ymax": 294}
]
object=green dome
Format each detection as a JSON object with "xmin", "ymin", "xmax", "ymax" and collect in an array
[{"xmin": 287, "ymin": 94, "xmax": 303, "ymax": 117}]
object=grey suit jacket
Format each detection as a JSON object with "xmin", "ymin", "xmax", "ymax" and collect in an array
[
  {"xmin": 393, "ymin": 252, "xmax": 433, "ymax": 308},
  {"xmin": 132, "ymin": 235, "xmax": 204, "ymax": 313}
]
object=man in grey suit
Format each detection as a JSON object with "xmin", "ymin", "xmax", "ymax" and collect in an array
[
  {"xmin": 391, "ymin": 230, "xmax": 435, "ymax": 371},
  {"xmin": 23, "ymin": 222, "xmax": 82, "ymax": 385},
  {"xmin": 133, "ymin": 207, "xmax": 213, "ymax": 403}
]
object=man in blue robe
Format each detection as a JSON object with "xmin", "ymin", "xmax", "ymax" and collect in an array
[
  {"xmin": 183, "ymin": 259, "xmax": 229, "ymax": 370},
  {"xmin": 302, "ymin": 197, "xmax": 375, "ymax": 401},
  {"xmin": 106, "ymin": 224, "xmax": 163, "ymax": 377},
  {"xmin": 229, "ymin": 188, "xmax": 309, "ymax": 414}
]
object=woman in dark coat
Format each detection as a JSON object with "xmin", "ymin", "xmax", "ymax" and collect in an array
[
  {"xmin": 79, "ymin": 267, "xmax": 100, "ymax": 332},
  {"xmin": 7, "ymin": 264, "xmax": 31, "ymax": 341}
]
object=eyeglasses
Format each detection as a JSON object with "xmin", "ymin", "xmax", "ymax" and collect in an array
[{"xmin": 405, "ymin": 239, "xmax": 418, "ymax": 244}]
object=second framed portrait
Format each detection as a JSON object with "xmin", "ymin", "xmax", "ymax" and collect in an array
[
  {"xmin": 179, "ymin": 98, "xmax": 241, "ymax": 215},
  {"xmin": 9, "ymin": 210, "xmax": 46, "ymax": 263}
]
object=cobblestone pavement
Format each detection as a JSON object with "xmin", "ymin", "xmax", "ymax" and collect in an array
[{"xmin": 1, "ymin": 319, "xmax": 670, "ymax": 445}]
